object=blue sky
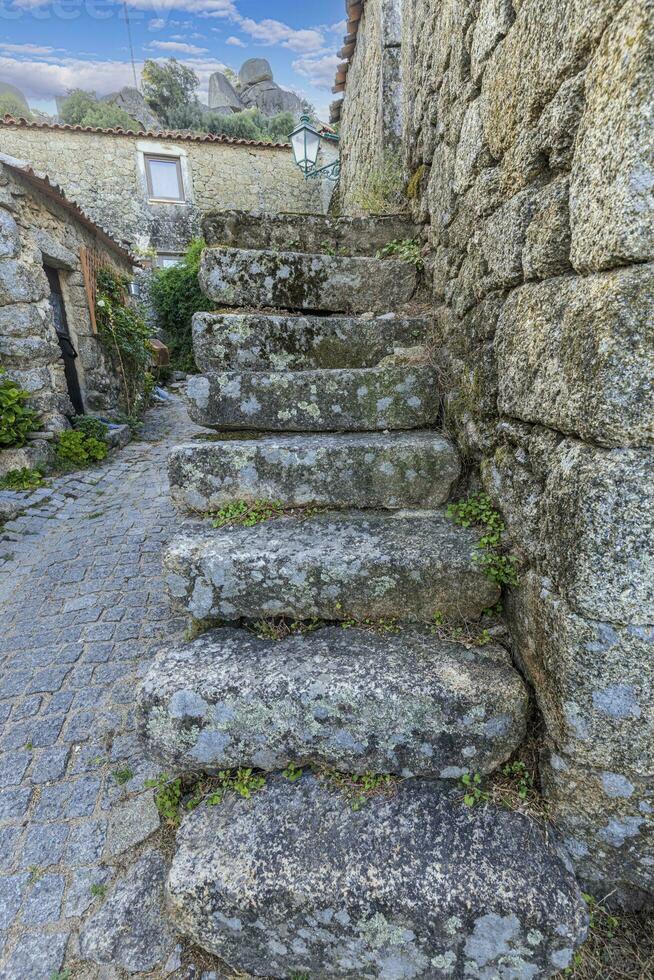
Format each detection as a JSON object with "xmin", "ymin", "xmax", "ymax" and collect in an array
[{"xmin": 0, "ymin": 0, "xmax": 345, "ymax": 119}]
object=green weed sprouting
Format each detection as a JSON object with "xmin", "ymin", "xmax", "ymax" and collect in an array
[{"xmin": 447, "ymin": 494, "xmax": 519, "ymax": 586}]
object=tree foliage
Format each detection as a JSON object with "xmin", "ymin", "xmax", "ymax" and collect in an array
[
  {"xmin": 0, "ymin": 93, "xmax": 32, "ymax": 119},
  {"xmin": 142, "ymin": 58, "xmax": 199, "ymax": 127},
  {"xmin": 58, "ymin": 89, "xmax": 139, "ymax": 130},
  {"xmin": 148, "ymin": 238, "xmax": 210, "ymax": 373}
]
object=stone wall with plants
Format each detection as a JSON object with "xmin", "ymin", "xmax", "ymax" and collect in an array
[
  {"xmin": 340, "ymin": 0, "xmax": 654, "ymax": 910},
  {"xmin": 0, "ymin": 123, "xmax": 326, "ymax": 254},
  {"xmin": 339, "ymin": 0, "xmax": 403, "ymax": 214},
  {"xmin": 0, "ymin": 159, "xmax": 133, "ymax": 436}
]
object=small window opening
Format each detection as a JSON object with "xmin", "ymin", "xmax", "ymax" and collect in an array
[{"xmin": 144, "ymin": 155, "xmax": 185, "ymax": 202}]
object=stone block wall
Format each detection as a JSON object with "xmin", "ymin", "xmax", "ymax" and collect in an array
[
  {"xmin": 0, "ymin": 159, "xmax": 134, "ymax": 431},
  {"xmin": 0, "ymin": 123, "xmax": 326, "ymax": 255},
  {"xmin": 341, "ymin": 0, "xmax": 654, "ymax": 908},
  {"xmin": 340, "ymin": 0, "xmax": 403, "ymax": 212}
]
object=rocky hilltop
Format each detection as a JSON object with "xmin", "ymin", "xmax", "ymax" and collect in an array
[{"xmin": 208, "ymin": 58, "xmax": 304, "ymax": 118}]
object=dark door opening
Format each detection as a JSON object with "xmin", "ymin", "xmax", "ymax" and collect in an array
[{"xmin": 44, "ymin": 265, "xmax": 84, "ymax": 416}]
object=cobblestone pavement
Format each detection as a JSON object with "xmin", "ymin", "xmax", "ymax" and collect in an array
[{"xmin": 0, "ymin": 394, "xmax": 205, "ymax": 979}]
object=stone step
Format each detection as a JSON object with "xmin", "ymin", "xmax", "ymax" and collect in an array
[
  {"xmin": 167, "ymin": 776, "xmax": 588, "ymax": 978},
  {"xmin": 185, "ymin": 366, "xmax": 439, "ymax": 432},
  {"xmin": 192, "ymin": 311, "xmax": 429, "ymax": 373},
  {"xmin": 168, "ymin": 432, "xmax": 460, "ymax": 512},
  {"xmin": 164, "ymin": 511, "xmax": 500, "ymax": 622},
  {"xmin": 202, "ymin": 210, "xmax": 418, "ymax": 256},
  {"xmin": 199, "ymin": 246, "xmax": 418, "ymax": 313},
  {"xmin": 138, "ymin": 626, "xmax": 529, "ymax": 778}
]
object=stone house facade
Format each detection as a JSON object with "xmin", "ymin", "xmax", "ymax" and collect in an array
[
  {"xmin": 0, "ymin": 119, "xmax": 328, "ymax": 263},
  {"xmin": 336, "ymin": 0, "xmax": 654, "ymax": 910},
  {"xmin": 0, "ymin": 152, "xmax": 136, "ymax": 447}
]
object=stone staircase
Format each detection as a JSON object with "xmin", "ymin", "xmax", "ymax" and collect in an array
[{"xmin": 137, "ymin": 216, "xmax": 588, "ymax": 978}]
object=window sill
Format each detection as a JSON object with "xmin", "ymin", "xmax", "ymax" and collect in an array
[{"xmin": 147, "ymin": 198, "xmax": 187, "ymax": 205}]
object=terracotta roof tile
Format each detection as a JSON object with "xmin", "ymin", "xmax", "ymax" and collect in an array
[{"xmin": 0, "ymin": 115, "xmax": 292, "ymax": 150}]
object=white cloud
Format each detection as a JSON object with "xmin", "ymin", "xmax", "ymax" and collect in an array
[
  {"xmin": 292, "ymin": 53, "xmax": 340, "ymax": 90},
  {"xmin": 236, "ymin": 17, "xmax": 325, "ymax": 54},
  {"xmin": 148, "ymin": 39, "xmax": 208, "ymax": 53},
  {"xmin": 0, "ymin": 42, "xmax": 57, "ymax": 54},
  {"xmin": 0, "ymin": 54, "xmax": 142, "ymax": 99},
  {"xmin": 148, "ymin": 17, "xmax": 165, "ymax": 29},
  {"xmin": 225, "ymin": 35, "xmax": 245, "ymax": 47}
]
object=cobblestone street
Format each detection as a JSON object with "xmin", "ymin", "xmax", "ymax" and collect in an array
[{"xmin": 0, "ymin": 394, "xmax": 203, "ymax": 979}]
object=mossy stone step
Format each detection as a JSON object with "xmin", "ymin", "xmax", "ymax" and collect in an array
[
  {"xmin": 138, "ymin": 626, "xmax": 529, "ymax": 778},
  {"xmin": 192, "ymin": 311, "xmax": 429, "ymax": 373},
  {"xmin": 168, "ymin": 431, "xmax": 460, "ymax": 512},
  {"xmin": 164, "ymin": 511, "xmax": 500, "ymax": 623},
  {"xmin": 199, "ymin": 246, "xmax": 418, "ymax": 313},
  {"xmin": 167, "ymin": 775, "xmax": 588, "ymax": 978},
  {"xmin": 184, "ymin": 366, "xmax": 438, "ymax": 432}
]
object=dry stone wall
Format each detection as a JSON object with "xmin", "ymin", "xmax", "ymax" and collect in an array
[
  {"xmin": 0, "ymin": 159, "xmax": 132, "ymax": 431},
  {"xmin": 0, "ymin": 124, "xmax": 325, "ymax": 254},
  {"xmin": 341, "ymin": 0, "xmax": 654, "ymax": 909}
]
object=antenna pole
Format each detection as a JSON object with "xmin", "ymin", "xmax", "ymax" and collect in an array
[{"xmin": 122, "ymin": 0, "xmax": 139, "ymax": 90}]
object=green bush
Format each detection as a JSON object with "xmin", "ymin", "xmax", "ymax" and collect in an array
[
  {"xmin": 0, "ymin": 468, "xmax": 44, "ymax": 491},
  {"xmin": 148, "ymin": 238, "xmax": 210, "ymax": 373},
  {"xmin": 72, "ymin": 416, "xmax": 110, "ymax": 443},
  {"xmin": 58, "ymin": 89, "xmax": 139, "ymax": 130},
  {"xmin": 55, "ymin": 430, "xmax": 108, "ymax": 469},
  {"xmin": 0, "ymin": 368, "xmax": 39, "ymax": 448},
  {"xmin": 95, "ymin": 269, "xmax": 153, "ymax": 414}
]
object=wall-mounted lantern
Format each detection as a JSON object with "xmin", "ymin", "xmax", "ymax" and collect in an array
[{"xmin": 289, "ymin": 115, "xmax": 340, "ymax": 181}]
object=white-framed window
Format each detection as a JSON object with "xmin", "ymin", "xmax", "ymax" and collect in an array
[
  {"xmin": 144, "ymin": 154, "xmax": 185, "ymax": 202},
  {"xmin": 155, "ymin": 253, "xmax": 183, "ymax": 268}
]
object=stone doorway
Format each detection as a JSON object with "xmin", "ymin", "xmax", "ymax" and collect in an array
[{"xmin": 44, "ymin": 264, "xmax": 85, "ymax": 415}]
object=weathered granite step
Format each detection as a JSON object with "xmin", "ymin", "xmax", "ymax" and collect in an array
[
  {"xmin": 167, "ymin": 776, "xmax": 588, "ymax": 978},
  {"xmin": 168, "ymin": 432, "xmax": 460, "ymax": 512},
  {"xmin": 185, "ymin": 366, "xmax": 438, "ymax": 432},
  {"xmin": 164, "ymin": 511, "xmax": 500, "ymax": 622},
  {"xmin": 138, "ymin": 626, "xmax": 529, "ymax": 778},
  {"xmin": 192, "ymin": 311, "xmax": 429, "ymax": 373},
  {"xmin": 199, "ymin": 247, "xmax": 418, "ymax": 313},
  {"xmin": 202, "ymin": 210, "xmax": 417, "ymax": 256}
]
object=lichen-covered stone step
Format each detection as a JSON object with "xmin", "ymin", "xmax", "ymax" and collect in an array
[
  {"xmin": 164, "ymin": 511, "xmax": 500, "ymax": 622},
  {"xmin": 199, "ymin": 246, "xmax": 418, "ymax": 313},
  {"xmin": 168, "ymin": 432, "xmax": 460, "ymax": 512},
  {"xmin": 167, "ymin": 776, "xmax": 588, "ymax": 979},
  {"xmin": 192, "ymin": 311, "xmax": 429, "ymax": 373},
  {"xmin": 185, "ymin": 366, "xmax": 438, "ymax": 432},
  {"xmin": 138, "ymin": 626, "xmax": 529, "ymax": 778}
]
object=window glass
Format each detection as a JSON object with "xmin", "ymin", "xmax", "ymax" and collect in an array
[
  {"xmin": 156, "ymin": 254, "xmax": 182, "ymax": 268},
  {"xmin": 145, "ymin": 156, "xmax": 184, "ymax": 201}
]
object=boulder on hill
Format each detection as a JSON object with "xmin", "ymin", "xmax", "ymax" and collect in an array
[
  {"xmin": 102, "ymin": 87, "xmax": 161, "ymax": 131},
  {"xmin": 208, "ymin": 72, "xmax": 244, "ymax": 114}
]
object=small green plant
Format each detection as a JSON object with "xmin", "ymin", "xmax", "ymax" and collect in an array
[
  {"xmin": 25, "ymin": 741, "xmax": 33, "ymax": 751},
  {"xmin": 460, "ymin": 772, "xmax": 489, "ymax": 808},
  {"xmin": 406, "ymin": 164, "xmax": 426, "ymax": 200},
  {"xmin": 377, "ymin": 238, "xmax": 424, "ymax": 270},
  {"xmin": 72, "ymin": 416, "xmax": 110, "ymax": 443},
  {"xmin": 564, "ymin": 894, "xmax": 622, "ymax": 975},
  {"xmin": 112, "ymin": 765, "xmax": 134, "ymax": 785},
  {"xmin": 502, "ymin": 761, "xmax": 533, "ymax": 801},
  {"xmin": 90, "ymin": 882, "xmax": 107, "ymax": 898},
  {"xmin": 431, "ymin": 611, "xmax": 492, "ymax": 647},
  {"xmin": 341, "ymin": 618, "xmax": 401, "ymax": 635},
  {"xmin": 447, "ymin": 494, "xmax": 519, "ymax": 587},
  {"xmin": 0, "ymin": 367, "xmax": 39, "ymax": 448},
  {"xmin": 283, "ymin": 763, "xmax": 304, "ymax": 783},
  {"xmin": 50, "ymin": 971, "xmax": 72, "ymax": 980},
  {"xmin": 55, "ymin": 429, "xmax": 108, "ymax": 470},
  {"xmin": 207, "ymin": 768, "xmax": 266, "ymax": 805},
  {"xmin": 145, "ymin": 773, "xmax": 183, "ymax": 826},
  {"xmin": 0, "ymin": 467, "xmax": 45, "ymax": 492},
  {"xmin": 250, "ymin": 619, "xmax": 322, "ymax": 642},
  {"xmin": 290, "ymin": 973, "xmax": 310, "ymax": 980},
  {"xmin": 317, "ymin": 768, "xmax": 397, "ymax": 811},
  {"xmin": 28, "ymin": 865, "xmax": 44, "ymax": 882},
  {"xmin": 212, "ymin": 499, "xmax": 283, "ymax": 529}
]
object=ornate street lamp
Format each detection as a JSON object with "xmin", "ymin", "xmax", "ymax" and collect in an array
[{"xmin": 289, "ymin": 114, "xmax": 340, "ymax": 181}]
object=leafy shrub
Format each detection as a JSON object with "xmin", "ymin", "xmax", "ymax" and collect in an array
[
  {"xmin": 148, "ymin": 238, "xmax": 210, "ymax": 373},
  {"xmin": 95, "ymin": 268, "xmax": 153, "ymax": 414},
  {"xmin": 72, "ymin": 416, "xmax": 109, "ymax": 443},
  {"xmin": 349, "ymin": 151, "xmax": 407, "ymax": 215},
  {"xmin": 0, "ymin": 468, "xmax": 44, "ymax": 491},
  {"xmin": 0, "ymin": 368, "xmax": 39, "ymax": 448},
  {"xmin": 58, "ymin": 89, "xmax": 139, "ymax": 130},
  {"xmin": 0, "ymin": 92, "xmax": 32, "ymax": 120},
  {"xmin": 377, "ymin": 238, "xmax": 424, "ymax": 269},
  {"xmin": 55, "ymin": 430, "xmax": 107, "ymax": 469}
]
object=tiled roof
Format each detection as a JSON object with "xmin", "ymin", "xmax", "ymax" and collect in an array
[
  {"xmin": 331, "ymin": 0, "xmax": 366, "ymax": 119},
  {"xmin": 0, "ymin": 115, "xmax": 292, "ymax": 150},
  {"xmin": 0, "ymin": 151, "xmax": 138, "ymax": 266}
]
